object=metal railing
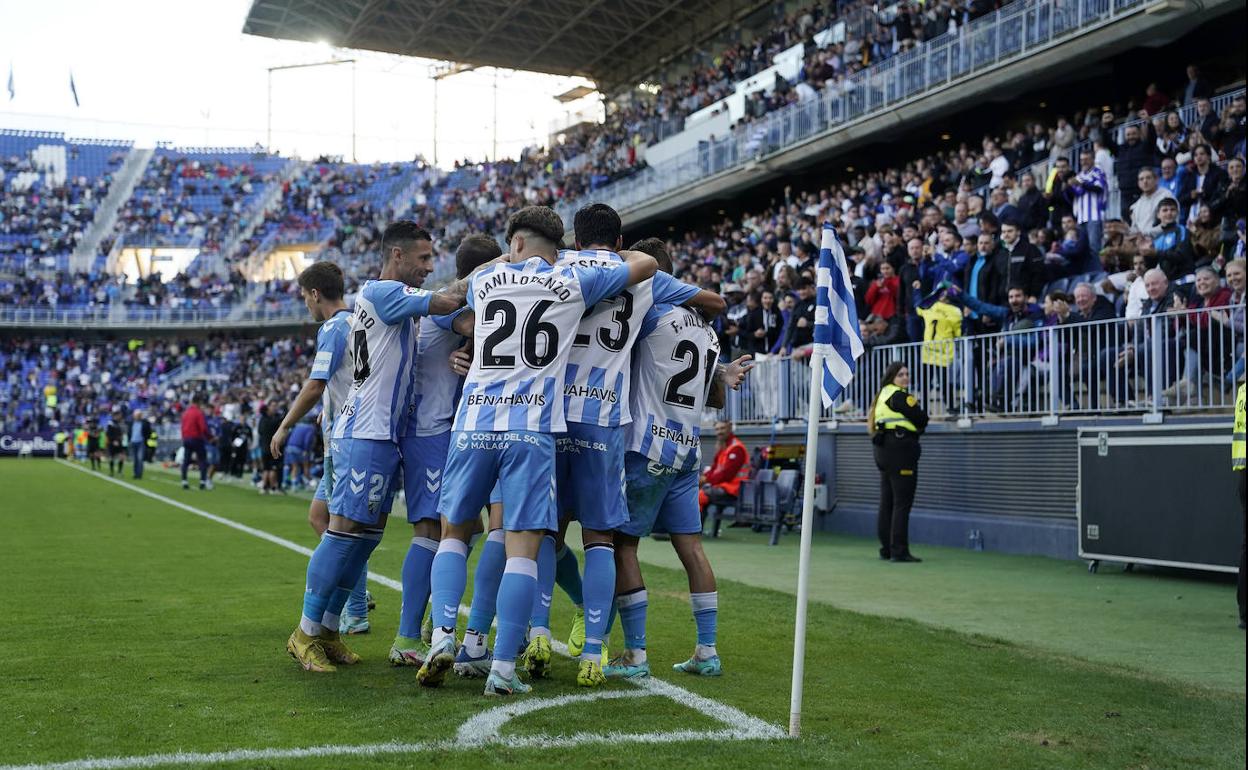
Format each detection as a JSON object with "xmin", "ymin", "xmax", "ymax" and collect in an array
[
  {"xmin": 720, "ymin": 304, "xmax": 1245, "ymax": 424},
  {"xmin": 0, "ymin": 303, "xmax": 312, "ymax": 327},
  {"xmin": 558, "ymin": 0, "xmax": 1149, "ymax": 222}
]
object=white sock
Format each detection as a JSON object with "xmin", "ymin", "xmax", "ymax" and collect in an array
[
  {"xmin": 431, "ymin": 626, "xmax": 455, "ymax": 648},
  {"xmin": 626, "ymin": 648, "xmax": 648, "ymax": 664},
  {"xmin": 463, "ymin": 630, "xmax": 487, "ymax": 655},
  {"xmin": 321, "ymin": 611, "xmax": 340, "ymax": 631},
  {"xmin": 299, "ymin": 617, "xmax": 322, "ymax": 637},
  {"xmin": 530, "ymin": 625, "xmax": 551, "ymax": 643},
  {"xmin": 492, "ymin": 659, "xmax": 516, "ymax": 680},
  {"xmin": 695, "ymin": 643, "xmax": 717, "ymax": 660}
]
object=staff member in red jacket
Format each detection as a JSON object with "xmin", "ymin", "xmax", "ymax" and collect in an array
[
  {"xmin": 180, "ymin": 393, "xmax": 212, "ymax": 491},
  {"xmin": 699, "ymin": 420, "xmax": 751, "ymax": 519}
]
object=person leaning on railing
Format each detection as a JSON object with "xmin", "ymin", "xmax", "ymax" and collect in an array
[{"xmin": 867, "ymin": 361, "xmax": 929, "ymax": 563}]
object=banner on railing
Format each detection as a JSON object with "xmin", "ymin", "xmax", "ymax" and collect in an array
[{"xmin": 0, "ymin": 432, "xmax": 59, "ymax": 457}]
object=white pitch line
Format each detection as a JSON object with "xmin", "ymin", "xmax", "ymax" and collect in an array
[{"xmin": 7, "ymin": 461, "xmax": 786, "ymax": 770}]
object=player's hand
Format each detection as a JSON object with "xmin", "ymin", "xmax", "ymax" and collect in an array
[
  {"xmin": 450, "ymin": 342, "xmax": 473, "ymax": 376},
  {"xmin": 270, "ymin": 426, "xmax": 288, "ymax": 459},
  {"xmin": 724, "ymin": 355, "xmax": 755, "ymax": 390}
]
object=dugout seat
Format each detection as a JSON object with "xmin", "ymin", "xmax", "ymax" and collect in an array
[{"xmin": 709, "ymin": 468, "xmax": 768, "ymax": 538}]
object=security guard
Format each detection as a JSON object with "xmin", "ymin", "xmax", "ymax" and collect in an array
[
  {"xmin": 868, "ymin": 361, "xmax": 929, "ymax": 562},
  {"xmin": 1233, "ymin": 381, "xmax": 1244, "ymax": 630}
]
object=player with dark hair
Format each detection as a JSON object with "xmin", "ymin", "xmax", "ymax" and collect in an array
[
  {"xmin": 418, "ymin": 205, "xmax": 660, "ymax": 696},
  {"xmin": 519, "ymin": 205, "xmax": 725, "ymax": 688},
  {"xmin": 286, "ymin": 222, "xmax": 472, "ymax": 673},
  {"xmin": 388, "ymin": 233, "xmax": 502, "ymax": 667},
  {"xmin": 105, "ymin": 411, "xmax": 126, "ymax": 477},
  {"xmin": 605, "ymin": 240, "xmax": 752, "ymax": 680}
]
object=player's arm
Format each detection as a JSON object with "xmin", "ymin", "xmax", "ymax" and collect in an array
[
  {"xmin": 450, "ymin": 308, "xmax": 475, "ymax": 337},
  {"xmin": 430, "ymin": 255, "xmax": 505, "ymax": 316},
  {"xmin": 617, "ymin": 249, "xmax": 658, "ymax": 286},
  {"xmin": 271, "ymin": 379, "xmax": 325, "ymax": 458},
  {"xmin": 707, "ymin": 354, "xmax": 754, "ymax": 409},
  {"xmin": 651, "ymin": 270, "xmax": 727, "ymax": 319}
]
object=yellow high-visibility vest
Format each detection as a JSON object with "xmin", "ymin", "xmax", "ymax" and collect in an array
[
  {"xmin": 874, "ymin": 384, "xmax": 918, "ymax": 433},
  {"xmin": 1233, "ymin": 383, "xmax": 1245, "ymax": 472}
]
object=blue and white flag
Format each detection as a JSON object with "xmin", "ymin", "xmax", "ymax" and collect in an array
[{"xmin": 812, "ymin": 222, "xmax": 864, "ymax": 408}]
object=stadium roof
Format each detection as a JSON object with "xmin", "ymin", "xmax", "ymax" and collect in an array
[{"xmin": 242, "ymin": 0, "xmax": 767, "ymax": 90}]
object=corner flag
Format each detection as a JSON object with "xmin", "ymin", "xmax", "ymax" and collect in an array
[
  {"xmin": 812, "ymin": 222, "xmax": 864, "ymax": 407},
  {"xmin": 789, "ymin": 222, "xmax": 863, "ymax": 738},
  {"xmin": 69, "ymin": 72, "xmax": 79, "ymax": 107},
  {"xmin": 6, "ymin": 64, "xmax": 13, "ymax": 102}
]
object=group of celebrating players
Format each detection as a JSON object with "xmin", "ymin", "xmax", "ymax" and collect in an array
[{"xmin": 277, "ymin": 202, "xmax": 751, "ymax": 696}]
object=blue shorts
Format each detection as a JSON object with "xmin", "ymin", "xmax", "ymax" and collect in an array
[
  {"xmin": 400, "ymin": 431, "xmax": 450, "ymax": 524},
  {"xmin": 328, "ymin": 437, "xmax": 400, "ymax": 525},
  {"xmin": 489, "ymin": 481, "xmax": 503, "ymax": 506},
  {"xmin": 314, "ymin": 451, "xmax": 334, "ymax": 502},
  {"xmin": 556, "ymin": 422, "xmax": 628, "ymax": 531},
  {"xmin": 285, "ymin": 446, "xmax": 306, "ymax": 466},
  {"xmin": 440, "ymin": 430, "xmax": 556, "ymax": 532},
  {"xmin": 620, "ymin": 451, "xmax": 702, "ymax": 538},
  {"xmin": 206, "ymin": 445, "xmax": 220, "ymax": 467}
]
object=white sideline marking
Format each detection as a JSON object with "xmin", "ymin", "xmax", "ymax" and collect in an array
[{"xmin": 8, "ymin": 462, "xmax": 786, "ymax": 770}]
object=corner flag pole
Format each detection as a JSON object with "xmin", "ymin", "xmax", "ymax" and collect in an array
[{"xmin": 788, "ymin": 348, "xmax": 824, "ymax": 738}]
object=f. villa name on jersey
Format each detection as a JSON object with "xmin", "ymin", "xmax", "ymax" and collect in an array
[
  {"xmin": 650, "ymin": 422, "xmax": 699, "ymax": 447},
  {"xmin": 476, "ymin": 270, "xmax": 573, "ymax": 302}
]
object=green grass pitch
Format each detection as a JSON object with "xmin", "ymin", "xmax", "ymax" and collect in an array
[{"xmin": 1, "ymin": 460, "xmax": 1243, "ymax": 769}]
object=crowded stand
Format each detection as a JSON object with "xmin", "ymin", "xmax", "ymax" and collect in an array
[
  {"xmin": 0, "ymin": 130, "xmax": 128, "ymax": 274},
  {"xmin": 112, "ymin": 147, "xmax": 289, "ymax": 258},
  {"xmin": 0, "ymin": 336, "xmax": 318, "ymax": 481}
]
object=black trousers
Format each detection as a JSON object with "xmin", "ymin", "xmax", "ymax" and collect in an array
[
  {"xmin": 1238, "ymin": 470, "xmax": 1245, "ymax": 624},
  {"xmin": 874, "ymin": 432, "xmax": 921, "ymax": 556}
]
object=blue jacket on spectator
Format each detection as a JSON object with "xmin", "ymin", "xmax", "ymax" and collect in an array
[{"xmin": 920, "ymin": 250, "xmax": 970, "ymax": 290}]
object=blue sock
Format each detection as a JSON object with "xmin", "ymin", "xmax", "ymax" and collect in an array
[
  {"xmin": 344, "ymin": 560, "xmax": 370, "ymax": 618},
  {"xmin": 617, "ymin": 588, "xmax": 648, "ymax": 651},
  {"xmin": 398, "ymin": 537, "xmax": 439, "ymax": 639},
  {"xmin": 555, "ymin": 544, "xmax": 583, "ymax": 606},
  {"xmin": 323, "ymin": 529, "xmax": 383, "ymax": 628},
  {"xmin": 428, "ymin": 539, "xmax": 469, "ymax": 634},
  {"xmin": 529, "ymin": 535, "xmax": 557, "ymax": 636},
  {"xmin": 466, "ymin": 530, "xmax": 506, "ymax": 634},
  {"xmin": 299, "ymin": 531, "xmax": 357, "ymax": 636},
  {"xmin": 492, "ymin": 557, "xmax": 538, "ymax": 669},
  {"xmin": 580, "ymin": 542, "xmax": 615, "ymax": 660},
  {"xmin": 691, "ymin": 591, "xmax": 718, "ymax": 648}
]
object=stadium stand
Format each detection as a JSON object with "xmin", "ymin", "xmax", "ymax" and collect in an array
[{"xmin": 1, "ymin": 130, "xmax": 130, "ymax": 274}]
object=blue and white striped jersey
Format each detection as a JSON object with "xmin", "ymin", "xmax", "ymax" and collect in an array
[
  {"xmin": 405, "ymin": 311, "xmax": 465, "ymax": 437},
  {"xmin": 308, "ymin": 308, "xmax": 353, "ymax": 438},
  {"xmin": 453, "ymin": 256, "xmax": 631, "ymax": 434},
  {"xmin": 555, "ymin": 249, "xmax": 699, "ymax": 427},
  {"xmin": 333, "ymin": 279, "xmax": 434, "ymax": 442},
  {"xmin": 627, "ymin": 304, "xmax": 721, "ymax": 471}
]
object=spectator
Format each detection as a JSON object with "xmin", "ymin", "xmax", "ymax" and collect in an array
[
  {"xmin": 1179, "ymin": 144, "xmax": 1228, "ymax": 226},
  {"xmin": 912, "ymin": 281, "xmax": 963, "ymax": 412},
  {"xmin": 865, "ymin": 261, "xmax": 901, "ymax": 319},
  {"xmin": 1115, "ymin": 123, "xmax": 1159, "ymax": 213},
  {"xmin": 1064, "ymin": 281, "xmax": 1118, "ymax": 323},
  {"xmin": 1143, "ymin": 198, "xmax": 1195, "ymax": 279},
  {"xmin": 1130, "ymin": 166, "xmax": 1177, "ymax": 238},
  {"xmin": 956, "ymin": 285, "xmax": 1045, "ymax": 410},
  {"xmin": 860, "ymin": 312, "xmax": 905, "ymax": 350},
  {"xmin": 1069, "ymin": 149, "xmax": 1108, "ymax": 255},
  {"xmin": 742, "ymin": 289, "xmax": 783, "ymax": 355},
  {"xmin": 999, "ymin": 221, "xmax": 1046, "ymax": 300},
  {"xmin": 782, "ymin": 279, "xmax": 817, "ymax": 355},
  {"xmin": 1167, "ymin": 266, "xmax": 1233, "ymax": 403},
  {"xmin": 1182, "ymin": 64, "xmax": 1213, "ymax": 105}
]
